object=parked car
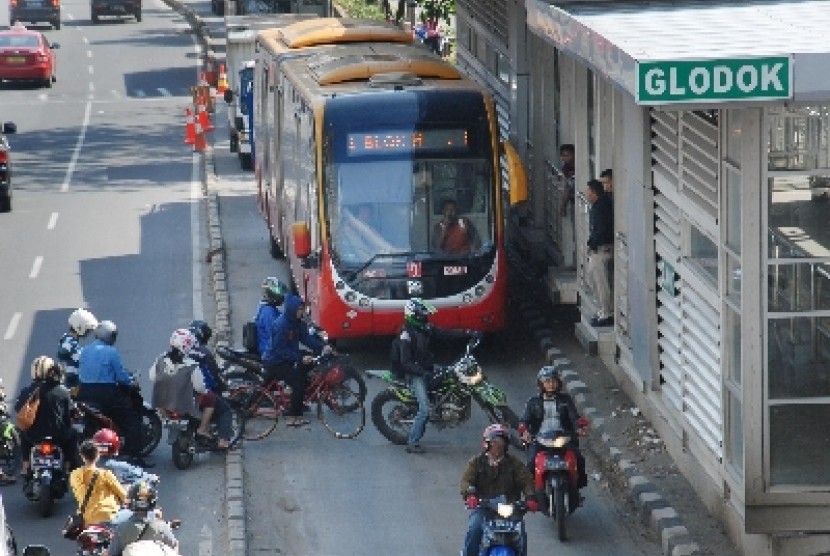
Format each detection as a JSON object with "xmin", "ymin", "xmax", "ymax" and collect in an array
[
  {"xmin": 0, "ymin": 121, "xmax": 15, "ymax": 213},
  {"xmin": 91, "ymin": 0, "xmax": 141, "ymax": 24},
  {"xmin": 0, "ymin": 23, "xmax": 59, "ymax": 88},
  {"xmin": 9, "ymin": 0, "xmax": 60, "ymax": 31}
]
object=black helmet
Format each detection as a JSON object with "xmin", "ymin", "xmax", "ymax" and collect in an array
[
  {"xmin": 94, "ymin": 320, "xmax": 118, "ymax": 345},
  {"xmin": 189, "ymin": 319, "xmax": 212, "ymax": 345},
  {"xmin": 127, "ymin": 480, "xmax": 158, "ymax": 512},
  {"xmin": 537, "ymin": 366, "xmax": 561, "ymax": 391}
]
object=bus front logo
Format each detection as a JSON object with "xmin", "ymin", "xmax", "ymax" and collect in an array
[{"xmin": 407, "ymin": 261, "xmax": 422, "ymax": 278}]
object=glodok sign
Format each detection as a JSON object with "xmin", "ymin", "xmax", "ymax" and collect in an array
[{"xmin": 636, "ymin": 56, "xmax": 792, "ymax": 105}]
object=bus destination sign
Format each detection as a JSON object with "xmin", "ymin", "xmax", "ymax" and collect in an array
[{"xmin": 347, "ymin": 129, "xmax": 468, "ymax": 155}]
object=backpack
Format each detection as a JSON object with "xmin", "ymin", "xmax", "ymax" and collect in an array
[
  {"xmin": 242, "ymin": 321, "xmax": 258, "ymax": 353},
  {"xmin": 389, "ymin": 336, "xmax": 405, "ymax": 379},
  {"xmin": 16, "ymin": 386, "xmax": 41, "ymax": 431}
]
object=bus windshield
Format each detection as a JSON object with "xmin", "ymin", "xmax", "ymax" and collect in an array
[{"xmin": 328, "ymin": 157, "xmax": 493, "ymax": 267}]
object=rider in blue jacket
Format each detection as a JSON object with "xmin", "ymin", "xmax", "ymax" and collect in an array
[
  {"xmin": 262, "ymin": 294, "xmax": 330, "ymax": 426},
  {"xmin": 254, "ymin": 277, "xmax": 288, "ymax": 356}
]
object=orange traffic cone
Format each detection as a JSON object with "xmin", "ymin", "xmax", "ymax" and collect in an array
[
  {"xmin": 197, "ymin": 96, "xmax": 214, "ymax": 132},
  {"xmin": 193, "ymin": 120, "xmax": 207, "ymax": 152},
  {"xmin": 199, "ymin": 71, "xmax": 209, "ymax": 87},
  {"xmin": 183, "ymin": 107, "xmax": 196, "ymax": 145},
  {"xmin": 217, "ymin": 63, "xmax": 228, "ymax": 95}
]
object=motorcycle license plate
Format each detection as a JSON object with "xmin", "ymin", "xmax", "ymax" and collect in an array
[
  {"xmin": 32, "ymin": 457, "xmax": 60, "ymax": 468},
  {"xmin": 546, "ymin": 458, "xmax": 568, "ymax": 471},
  {"xmin": 490, "ymin": 519, "xmax": 521, "ymax": 532}
]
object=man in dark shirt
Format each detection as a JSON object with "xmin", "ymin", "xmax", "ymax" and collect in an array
[{"xmin": 585, "ymin": 179, "xmax": 614, "ymax": 327}]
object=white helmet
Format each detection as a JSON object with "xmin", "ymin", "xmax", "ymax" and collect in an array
[
  {"xmin": 69, "ymin": 308, "xmax": 98, "ymax": 337},
  {"xmin": 31, "ymin": 355, "xmax": 59, "ymax": 380},
  {"xmin": 170, "ymin": 328, "xmax": 196, "ymax": 356}
]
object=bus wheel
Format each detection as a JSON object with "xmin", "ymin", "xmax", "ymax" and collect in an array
[{"xmin": 269, "ymin": 232, "xmax": 284, "ymax": 260}]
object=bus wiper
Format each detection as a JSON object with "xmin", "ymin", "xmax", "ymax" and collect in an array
[{"xmin": 348, "ymin": 253, "xmax": 407, "ymax": 279}]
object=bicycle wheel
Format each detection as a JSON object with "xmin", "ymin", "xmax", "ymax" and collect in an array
[
  {"xmin": 227, "ymin": 385, "xmax": 280, "ymax": 441},
  {"xmin": 319, "ymin": 384, "xmax": 365, "ymax": 439}
]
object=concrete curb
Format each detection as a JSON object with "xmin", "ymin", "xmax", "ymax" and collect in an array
[
  {"xmin": 156, "ymin": 0, "xmax": 246, "ymax": 553},
  {"xmin": 508, "ymin": 260, "xmax": 700, "ymax": 556}
]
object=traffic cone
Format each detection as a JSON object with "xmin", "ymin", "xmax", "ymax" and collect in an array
[
  {"xmin": 197, "ymin": 95, "xmax": 214, "ymax": 132},
  {"xmin": 183, "ymin": 107, "xmax": 195, "ymax": 145},
  {"xmin": 199, "ymin": 71, "xmax": 209, "ymax": 87},
  {"xmin": 193, "ymin": 120, "xmax": 207, "ymax": 152},
  {"xmin": 217, "ymin": 63, "xmax": 228, "ymax": 95}
]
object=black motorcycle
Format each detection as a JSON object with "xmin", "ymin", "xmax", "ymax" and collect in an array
[
  {"xmin": 164, "ymin": 400, "xmax": 244, "ymax": 470},
  {"xmin": 24, "ymin": 438, "xmax": 67, "ymax": 517},
  {"xmin": 367, "ymin": 338, "xmax": 523, "ymax": 448},
  {"xmin": 0, "ymin": 380, "xmax": 22, "ymax": 480}
]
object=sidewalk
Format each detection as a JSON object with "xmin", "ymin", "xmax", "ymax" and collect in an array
[{"xmin": 160, "ymin": 1, "xmax": 742, "ymax": 554}]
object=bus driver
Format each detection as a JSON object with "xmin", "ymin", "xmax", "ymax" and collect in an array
[{"xmin": 432, "ymin": 199, "xmax": 481, "ymax": 254}]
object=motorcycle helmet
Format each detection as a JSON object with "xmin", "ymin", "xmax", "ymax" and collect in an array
[
  {"xmin": 403, "ymin": 298, "xmax": 436, "ymax": 329},
  {"xmin": 68, "ymin": 308, "xmax": 99, "ymax": 337},
  {"xmin": 537, "ymin": 365, "xmax": 561, "ymax": 392},
  {"xmin": 170, "ymin": 328, "xmax": 196, "ymax": 356},
  {"xmin": 189, "ymin": 319, "xmax": 213, "ymax": 345},
  {"xmin": 262, "ymin": 276, "xmax": 289, "ymax": 306},
  {"xmin": 94, "ymin": 320, "xmax": 118, "ymax": 345},
  {"xmin": 31, "ymin": 355, "xmax": 56, "ymax": 380},
  {"xmin": 127, "ymin": 480, "xmax": 158, "ymax": 512},
  {"xmin": 482, "ymin": 423, "xmax": 510, "ymax": 452},
  {"xmin": 92, "ymin": 428, "xmax": 121, "ymax": 457}
]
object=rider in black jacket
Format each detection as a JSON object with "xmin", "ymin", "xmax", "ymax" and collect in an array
[
  {"xmin": 518, "ymin": 366, "xmax": 588, "ymax": 489},
  {"xmin": 394, "ymin": 298, "xmax": 479, "ymax": 453},
  {"xmin": 15, "ymin": 356, "xmax": 79, "ymax": 483}
]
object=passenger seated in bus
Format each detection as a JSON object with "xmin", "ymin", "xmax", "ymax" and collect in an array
[{"xmin": 432, "ymin": 199, "xmax": 481, "ymax": 254}]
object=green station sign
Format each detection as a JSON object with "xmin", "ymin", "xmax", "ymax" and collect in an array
[{"xmin": 636, "ymin": 56, "xmax": 792, "ymax": 105}]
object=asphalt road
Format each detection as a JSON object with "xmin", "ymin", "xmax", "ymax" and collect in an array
[{"xmin": 0, "ymin": 0, "xmax": 227, "ymax": 553}]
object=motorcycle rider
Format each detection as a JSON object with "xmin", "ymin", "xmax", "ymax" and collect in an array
[
  {"xmin": 151, "ymin": 328, "xmax": 232, "ymax": 450},
  {"xmin": 57, "ymin": 308, "xmax": 98, "ymax": 392},
  {"xmin": 91, "ymin": 428, "xmax": 158, "ymax": 489},
  {"xmin": 394, "ymin": 298, "xmax": 480, "ymax": 453},
  {"xmin": 518, "ymin": 366, "xmax": 589, "ymax": 495},
  {"xmin": 77, "ymin": 320, "xmax": 148, "ymax": 468},
  {"xmin": 187, "ymin": 321, "xmax": 233, "ymax": 450},
  {"xmin": 262, "ymin": 294, "xmax": 332, "ymax": 427},
  {"xmin": 460, "ymin": 424, "xmax": 538, "ymax": 556},
  {"xmin": 254, "ymin": 277, "xmax": 289, "ymax": 356},
  {"xmin": 15, "ymin": 356, "xmax": 79, "ymax": 487},
  {"xmin": 108, "ymin": 480, "xmax": 178, "ymax": 556}
]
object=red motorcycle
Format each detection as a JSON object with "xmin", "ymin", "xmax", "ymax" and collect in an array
[{"xmin": 532, "ymin": 429, "xmax": 582, "ymax": 541}]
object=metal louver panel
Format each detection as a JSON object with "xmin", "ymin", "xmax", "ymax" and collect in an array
[
  {"xmin": 457, "ymin": 0, "xmax": 509, "ymax": 47},
  {"xmin": 681, "ymin": 284, "xmax": 723, "ymax": 460},
  {"xmin": 657, "ymin": 284, "xmax": 683, "ymax": 412}
]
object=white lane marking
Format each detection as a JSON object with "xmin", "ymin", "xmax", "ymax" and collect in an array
[
  {"xmin": 88, "ymin": 65, "xmax": 94, "ymax": 75},
  {"xmin": 87, "ymin": 50, "xmax": 92, "ymax": 58},
  {"xmin": 89, "ymin": 82, "xmax": 95, "ymax": 92},
  {"xmin": 157, "ymin": 87, "xmax": 171, "ymax": 96},
  {"xmin": 29, "ymin": 256, "xmax": 44, "ymax": 279},
  {"xmin": 83, "ymin": 36, "xmax": 89, "ymax": 44},
  {"xmin": 61, "ymin": 101, "xmax": 91, "ymax": 193},
  {"xmin": 47, "ymin": 212, "xmax": 58, "ymax": 230},
  {"xmin": 3, "ymin": 313, "xmax": 21, "ymax": 340},
  {"xmin": 192, "ymin": 153, "xmax": 203, "ymax": 321},
  {"xmin": 198, "ymin": 524, "xmax": 212, "ymax": 556}
]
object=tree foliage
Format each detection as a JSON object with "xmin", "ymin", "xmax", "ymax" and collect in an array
[{"xmin": 414, "ymin": 0, "xmax": 455, "ymax": 23}]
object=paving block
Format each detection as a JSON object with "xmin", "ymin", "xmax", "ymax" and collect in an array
[
  {"xmin": 671, "ymin": 543, "xmax": 700, "ymax": 556},
  {"xmin": 628, "ymin": 475, "xmax": 654, "ymax": 496},
  {"xmin": 650, "ymin": 506, "xmax": 682, "ymax": 531},
  {"xmin": 638, "ymin": 491, "xmax": 670, "ymax": 519},
  {"xmin": 661, "ymin": 525, "xmax": 692, "ymax": 555}
]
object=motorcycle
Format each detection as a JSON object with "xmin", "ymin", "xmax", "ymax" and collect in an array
[
  {"xmin": 0, "ymin": 380, "xmax": 22, "ymax": 480},
  {"xmin": 367, "ymin": 338, "xmax": 523, "ymax": 448},
  {"xmin": 74, "ymin": 376, "xmax": 162, "ymax": 458},
  {"xmin": 163, "ymin": 400, "xmax": 244, "ymax": 470},
  {"xmin": 24, "ymin": 438, "xmax": 66, "ymax": 517},
  {"xmin": 532, "ymin": 429, "xmax": 582, "ymax": 541},
  {"xmin": 76, "ymin": 518, "xmax": 181, "ymax": 556},
  {"xmin": 474, "ymin": 495, "xmax": 530, "ymax": 556}
]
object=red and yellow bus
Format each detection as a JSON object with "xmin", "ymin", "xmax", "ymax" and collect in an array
[{"xmin": 253, "ymin": 18, "xmax": 526, "ymax": 339}]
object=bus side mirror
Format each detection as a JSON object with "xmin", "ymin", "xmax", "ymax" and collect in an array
[
  {"xmin": 293, "ymin": 221, "xmax": 311, "ymax": 259},
  {"xmin": 223, "ymin": 89, "xmax": 234, "ymax": 104},
  {"xmin": 502, "ymin": 141, "xmax": 528, "ymax": 206}
]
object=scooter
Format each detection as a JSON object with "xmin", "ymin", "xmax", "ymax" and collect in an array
[
  {"xmin": 533, "ymin": 429, "xmax": 582, "ymax": 541},
  {"xmin": 163, "ymin": 404, "xmax": 242, "ymax": 470},
  {"xmin": 24, "ymin": 438, "xmax": 67, "ymax": 517},
  {"xmin": 76, "ymin": 518, "xmax": 181, "ymax": 555},
  {"xmin": 476, "ymin": 496, "xmax": 530, "ymax": 556}
]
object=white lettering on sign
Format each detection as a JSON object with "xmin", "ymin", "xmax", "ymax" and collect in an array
[
  {"xmin": 689, "ymin": 67, "xmax": 709, "ymax": 95},
  {"xmin": 762, "ymin": 62, "xmax": 784, "ymax": 91},
  {"xmin": 444, "ymin": 266, "xmax": 467, "ymax": 276},
  {"xmin": 645, "ymin": 68, "xmax": 665, "ymax": 95},
  {"xmin": 736, "ymin": 66, "xmax": 758, "ymax": 93},
  {"xmin": 669, "ymin": 67, "xmax": 685, "ymax": 95},
  {"xmin": 713, "ymin": 66, "xmax": 732, "ymax": 93}
]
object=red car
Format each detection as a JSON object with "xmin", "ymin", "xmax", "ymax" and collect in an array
[{"xmin": 0, "ymin": 22, "xmax": 59, "ymax": 88}]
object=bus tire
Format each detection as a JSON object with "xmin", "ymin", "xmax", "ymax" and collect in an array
[{"xmin": 269, "ymin": 231, "xmax": 284, "ymax": 260}]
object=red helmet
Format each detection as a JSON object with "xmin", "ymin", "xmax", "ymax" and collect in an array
[
  {"xmin": 482, "ymin": 423, "xmax": 510, "ymax": 451},
  {"xmin": 92, "ymin": 428, "xmax": 121, "ymax": 456}
]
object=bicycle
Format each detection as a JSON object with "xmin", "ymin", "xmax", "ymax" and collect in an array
[{"xmin": 223, "ymin": 353, "xmax": 365, "ymax": 440}]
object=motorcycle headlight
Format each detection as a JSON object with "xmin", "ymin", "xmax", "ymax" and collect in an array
[
  {"xmin": 496, "ymin": 503, "xmax": 514, "ymax": 518},
  {"xmin": 553, "ymin": 436, "xmax": 569, "ymax": 448},
  {"xmin": 465, "ymin": 369, "xmax": 483, "ymax": 385}
]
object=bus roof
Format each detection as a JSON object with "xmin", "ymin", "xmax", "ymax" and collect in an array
[
  {"xmin": 257, "ymin": 17, "xmax": 412, "ymax": 50},
  {"xmin": 309, "ymin": 50, "xmax": 460, "ymax": 85}
]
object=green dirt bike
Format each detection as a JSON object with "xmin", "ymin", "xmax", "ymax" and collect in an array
[{"xmin": 366, "ymin": 338, "xmax": 523, "ymax": 448}]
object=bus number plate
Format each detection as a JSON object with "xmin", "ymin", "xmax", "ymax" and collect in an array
[{"xmin": 444, "ymin": 266, "xmax": 467, "ymax": 276}]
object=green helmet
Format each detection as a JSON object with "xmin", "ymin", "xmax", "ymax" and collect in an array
[
  {"xmin": 404, "ymin": 298, "xmax": 436, "ymax": 329},
  {"xmin": 262, "ymin": 277, "xmax": 288, "ymax": 305}
]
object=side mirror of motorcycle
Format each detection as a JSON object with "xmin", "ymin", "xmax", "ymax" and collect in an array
[
  {"xmin": 23, "ymin": 546, "xmax": 52, "ymax": 556},
  {"xmin": 169, "ymin": 519, "xmax": 182, "ymax": 530},
  {"xmin": 465, "ymin": 486, "xmax": 477, "ymax": 495}
]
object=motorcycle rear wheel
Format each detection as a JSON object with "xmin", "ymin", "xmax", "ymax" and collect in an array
[
  {"xmin": 172, "ymin": 435, "xmax": 194, "ymax": 470},
  {"xmin": 36, "ymin": 481, "xmax": 54, "ymax": 517},
  {"xmin": 139, "ymin": 409, "xmax": 163, "ymax": 457},
  {"xmin": 370, "ymin": 390, "xmax": 416, "ymax": 445}
]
